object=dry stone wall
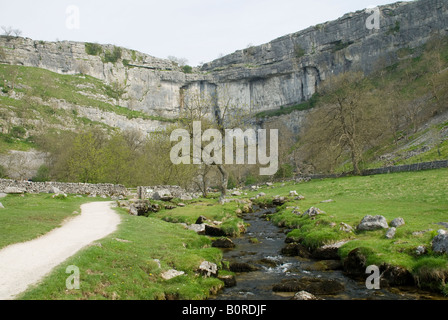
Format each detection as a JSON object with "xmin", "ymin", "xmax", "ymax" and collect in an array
[{"xmin": 0, "ymin": 179, "xmax": 128, "ymax": 196}]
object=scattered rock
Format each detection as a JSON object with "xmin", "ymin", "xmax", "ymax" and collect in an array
[
  {"xmin": 242, "ymin": 204, "xmax": 252, "ymax": 213},
  {"xmin": 385, "ymin": 227, "xmax": 396, "ymax": 239},
  {"xmin": 311, "ymin": 241, "xmax": 348, "ymax": 260},
  {"xmin": 281, "ymin": 243, "xmax": 311, "ymax": 258},
  {"xmin": 113, "ymin": 238, "xmax": 132, "ymax": 243},
  {"xmin": 177, "ymin": 203, "xmax": 186, "ymax": 207},
  {"xmin": 231, "ymin": 190, "xmax": 242, "ymax": 196},
  {"xmin": 289, "ymin": 190, "xmax": 298, "ymax": 197},
  {"xmin": 198, "ymin": 261, "xmax": 218, "ymax": 277},
  {"xmin": 0, "ymin": 202, "xmax": 4, "ymax": 209},
  {"xmin": 432, "ymin": 233, "xmax": 448, "ymax": 254},
  {"xmin": 266, "ymin": 182, "xmax": 273, "ymax": 186},
  {"xmin": 294, "ymin": 195, "xmax": 305, "ymax": 201},
  {"xmin": 357, "ymin": 215, "xmax": 389, "ymax": 231},
  {"xmin": 415, "ymin": 245, "xmax": 427, "ymax": 256},
  {"xmin": 212, "ymin": 237, "xmax": 235, "ymax": 248},
  {"xmin": 218, "ymin": 274, "xmax": 236, "ymax": 287},
  {"xmin": 390, "ymin": 217, "xmax": 405, "ymax": 228},
  {"xmin": 339, "ymin": 222, "xmax": 354, "ymax": 233},
  {"xmin": 292, "ymin": 291, "xmax": 320, "ymax": 300},
  {"xmin": 273, "ymin": 196, "xmax": 287, "ymax": 206},
  {"xmin": 257, "ymin": 192, "xmax": 266, "ymax": 197},
  {"xmin": 195, "ymin": 215, "xmax": 209, "ymax": 224},
  {"xmin": 0, "ymin": 193, "xmax": 7, "ymax": 198},
  {"xmin": 153, "ymin": 259, "xmax": 161, "ymax": 269},
  {"xmin": 273, "ymin": 277, "xmax": 345, "ymax": 295},
  {"xmin": 129, "ymin": 200, "xmax": 155, "ymax": 216},
  {"xmin": 437, "ymin": 222, "xmax": 448, "ymax": 228},
  {"xmin": 320, "ymin": 199, "xmax": 334, "ymax": 203},
  {"xmin": 229, "ymin": 262, "xmax": 259, "ymax": 272},
  {"xmin": 235, "ymin": 208, "xmax": 243, "ymax": 215},
  {"xmin": 161, "ymin": 269, "xmax": 185, "ymax": 280},
  {"xmin": 302, "ymin": 207, "xmax": 325, "ymax": 218}
]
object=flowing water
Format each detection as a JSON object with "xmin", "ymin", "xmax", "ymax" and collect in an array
[{"xmin": 213, "ymin": 207, "xmax": 446, "ymax": 300}]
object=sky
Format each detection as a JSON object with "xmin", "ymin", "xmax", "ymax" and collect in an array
[{"xmin": 0, "ymin": 0, "xmax": 407, "ymax": 66}]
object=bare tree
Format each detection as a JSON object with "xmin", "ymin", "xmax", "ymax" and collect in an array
[
  {"xmin": 1, "ymin": 26, "xmax": 13, "ymax": 36},
  {"xmin": 12, "ymin": 29, "xmax": 22, "ymax": 37},
  {"xmin": 301, "ymin": 72, "xmax": 385, "ymax": 175}
]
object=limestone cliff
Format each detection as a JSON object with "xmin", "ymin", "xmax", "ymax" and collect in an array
[{"xmin": 1, "ymin": 0, "xmax": 447, "ymax": 118}]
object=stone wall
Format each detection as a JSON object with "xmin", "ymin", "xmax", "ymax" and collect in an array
[
  {"xmin": 137, "ymin": 185, "xmax": 198, "ymax": 201},
  {"xmin": 0, "ymin": 179, "xmax": 128, "ymax": 196},
  {"xmin": 303, "ymin": 160, "xmax": 448, "ymax": 180}
]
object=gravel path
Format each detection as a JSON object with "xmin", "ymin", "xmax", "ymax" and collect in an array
[{"xmin": 0, "ymin": 201, "xmax": 121, "ymax": 300}]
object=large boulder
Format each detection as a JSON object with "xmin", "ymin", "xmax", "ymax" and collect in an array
[
  {"xmin": 357, "ymin": 215, "xmax": 389, "ymax": 231},
  {"xmin": 204, "ymin": 224, "xmax": 227, "ymax": 237},
  {"xmin": 380, "ymin": 264, "xmax": 414, "ymax": 286},
  {"xmin": 432, "ymin": 232, "xmax": 448, "ymax": 254}
]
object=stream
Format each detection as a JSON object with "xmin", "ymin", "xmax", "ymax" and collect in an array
[{"xmin": 213, "ymin": 207, "xmax": 446, "ymax": 300}]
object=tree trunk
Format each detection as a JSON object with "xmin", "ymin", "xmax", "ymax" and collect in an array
[{"xmin": 217, "ymin": 164, "xmax": 228, "ymax": 204}]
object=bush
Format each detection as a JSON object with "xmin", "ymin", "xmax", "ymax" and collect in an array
[
  {"xmin": 103, "ymin": 46, "xmax": 122, "ymax": 64},
  {"xmin": 32, "ymin": 165, "xmax": 50, "ymax": 182},
  {"xmin": 182, "ymin": 65, "xmax": 193, "ymax": 74},
  {"xmin": 10, "ymin": 126, "xmax": 26, "ymax": 138},
  {"xmin": 275, "ymin": 163, "xmax": 294, "ymax": 179},
  {"xmin": 85, "ymin": 43, "xmax": 102, "ymax": 56}
]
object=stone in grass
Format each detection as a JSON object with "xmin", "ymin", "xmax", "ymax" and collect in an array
[
  {"xmin": 161, "ymin": 269, "xmax": 185, "ymax": 280},
  {"xmin": 385, "ymin": 227, "xmax": 396, "ymax": 239},
  {"xmin": 198, "ymin": 261, "xmax": 218, "ymax": 277},
  {"xmin": 357, "ymin": 215, "xmax": 388, "ymax": 231},
  {"xmin": 390, "ymin": 217, "xmax": 405, "ymax": 228},
  {"xmin": 0, "ymin": 202, "xmax": 4, "ymax": 209}
]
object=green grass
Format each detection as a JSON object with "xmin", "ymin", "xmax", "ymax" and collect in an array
[
  {"xmin": 0, "ymin": 194, "xmax": 109, "ymax": 249},
  {"xmin": 153, "ymin": 198, "xmax": 246, "ymax": 237},
  {"xmin": 18, "ymin": 207, "xmax": 224, "ymax": 300},
  {"xmin": 249, "ymin": 168, "xmax": 448, "ymax": 292}
]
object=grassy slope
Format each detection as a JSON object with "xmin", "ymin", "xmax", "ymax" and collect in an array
[
  {"xmin": 0, "ymin": 64, "xmax": 173, "ymax": 153},
  {"xmin": 0, "ymin": 194, "xmax": 109, "ymax": 249}
]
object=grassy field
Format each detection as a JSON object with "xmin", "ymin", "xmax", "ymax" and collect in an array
[
  {"xmin": 18, "ymin": 207, "xmax": 224, "ymax": 300},
  {"xmin": 0, "ymin": 194, "xmax": 109, "ymax": 249}
]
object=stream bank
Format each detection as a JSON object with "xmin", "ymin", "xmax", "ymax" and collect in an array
[{"xmin": 212, "ymin": 207, "xmax": 447, "ymax": 300}]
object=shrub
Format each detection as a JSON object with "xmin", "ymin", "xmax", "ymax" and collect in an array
[
  {"xmin": 182, "ymin": 65, "xmax": 193, "ymax": 74},
  {"xmin": 32, "ymin": 165, "xmax": 50, "ymax": 182},
  {"xmin": 10, "ymin": 126, "xmax": 26, "ymax": 138},
  {"xmin": 275, "ymin": 163, "xmax": 294, "ymax": 179},
  {"xmin": 85, "ymin": 42, "xmax": 102, "ymax": 56},
  {"xmin": 103, "ymin": 46, "xmax": 122, "ymax": 64}
]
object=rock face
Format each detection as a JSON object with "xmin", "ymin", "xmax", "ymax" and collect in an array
[
  {"xmin": 357, "ymin": 215, "xmax": 389, "ymax": 231},
  {"xmin": 1, "ymin": 0, "xmax": 446, "ymax": 121}
]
